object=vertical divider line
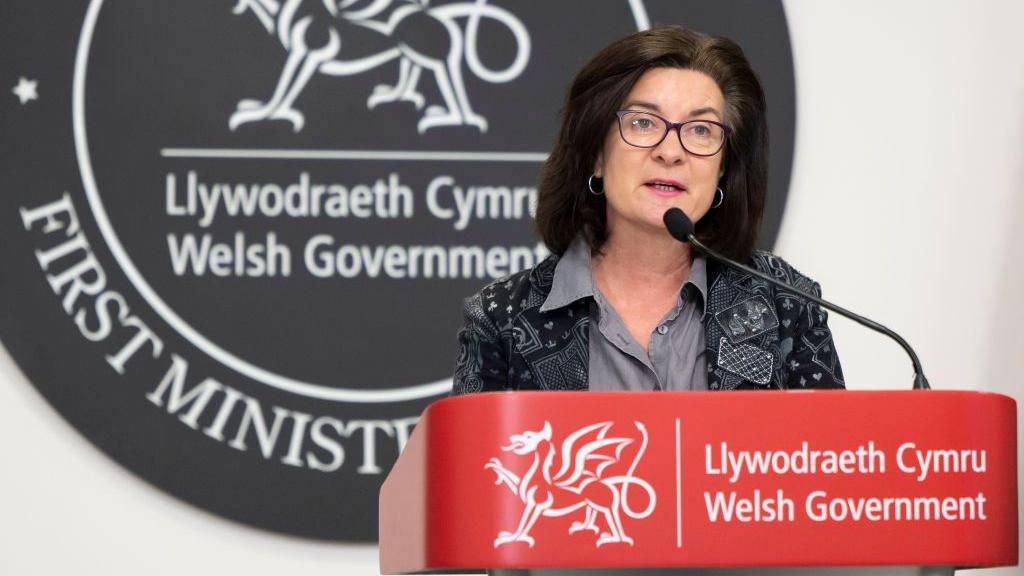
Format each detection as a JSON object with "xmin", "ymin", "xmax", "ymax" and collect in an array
[{"xmin": 675, "ymin": 417, "xmax": 682, "ymax": 548}]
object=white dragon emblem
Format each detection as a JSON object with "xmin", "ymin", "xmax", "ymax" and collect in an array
[
  {"xmin": 230, "ymin": 0, "xmax": 530, "ymax": 133},
  {"xmin": 485, "ymin": 421, "xmax": 656, "ymax": 548}
]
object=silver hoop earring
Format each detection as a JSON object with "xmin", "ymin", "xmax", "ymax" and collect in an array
[
  {"xmin": 711, "ymin": 187, "xmax": 725, "ymax": 209},
  {"xmin": 587, "ymin": 175, "xmax": 604, "ymax": 196}
]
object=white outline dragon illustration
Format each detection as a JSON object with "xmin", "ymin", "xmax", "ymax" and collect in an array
[
  {"xmin": 485, "ymin": 421, "xmax": 657, "ymax": 548},
  {"xmin": 230, "ymin": 0, "xmax": 530, "ymax": 133}
]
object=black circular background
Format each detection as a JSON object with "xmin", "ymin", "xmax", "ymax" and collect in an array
[{"xmin": 0, "ymin": 0, "xmax": 795, "ymax": 541}]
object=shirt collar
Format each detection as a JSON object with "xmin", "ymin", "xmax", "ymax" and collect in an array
[
  {"xmin": 687, "ymin": 255, "xmax": 709, "ymax": 321},
  {"xmin": 540, "ymin": 236, "xmax": 594, "ymax": 313},
  {"xmin": 540, "ymin": 236, "xmax": 709, "ymax": 320}
]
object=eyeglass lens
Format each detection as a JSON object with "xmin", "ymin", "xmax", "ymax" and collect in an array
[{"xmin": 618, "ymin": 111, "xmax": 725, "ymax": 155}]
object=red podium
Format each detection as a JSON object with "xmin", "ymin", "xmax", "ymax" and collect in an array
[{"xmin": 380, "ymin": 391, "xmax": 1018, "ymax": 575}]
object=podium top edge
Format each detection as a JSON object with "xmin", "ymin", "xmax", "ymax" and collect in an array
[
  {"xmin": 426, "ymin": 389, "xmax": 1018, "ymax": 417},
  {"xmin": 433, "ymin": 388, "xmax": 1017, "ymax": 400}
]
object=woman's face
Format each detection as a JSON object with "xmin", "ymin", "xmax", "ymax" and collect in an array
[{"xmin": 595, "ymin": 67, "xmax": 727, "ymax": 239}]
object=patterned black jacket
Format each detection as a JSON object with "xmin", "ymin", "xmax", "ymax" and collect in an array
[{"xmin": 452, "ymin": 252, "xmax": 845, "ymax": 394}]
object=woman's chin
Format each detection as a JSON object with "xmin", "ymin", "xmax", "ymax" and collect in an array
[{"xmin": 648, "ymin": 203, "xmax": 695, "ymax": 226}]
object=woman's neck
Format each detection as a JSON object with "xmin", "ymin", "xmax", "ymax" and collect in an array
[{"xmin": 591, "ymin": 226, "xmax": 693, "ymax": 297}]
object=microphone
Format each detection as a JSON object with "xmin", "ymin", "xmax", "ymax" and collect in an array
[{"xmin": 663, "ymin": 208, "xmax": 931, "ymax": 390}]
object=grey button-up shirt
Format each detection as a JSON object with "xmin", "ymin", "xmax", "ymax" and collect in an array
[{"xmin": 540, "ymin": 237, "xmax": 709, "ymax": 391}]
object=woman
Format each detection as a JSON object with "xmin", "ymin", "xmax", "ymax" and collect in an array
[{"xmin": 453, "ymin": 25, "xmax": 844, "ymax": 394}]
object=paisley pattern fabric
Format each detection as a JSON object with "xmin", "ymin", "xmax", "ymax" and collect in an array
[{"xmin": 452, "ymin": 251, "xmax": 845, "ymax": 394}]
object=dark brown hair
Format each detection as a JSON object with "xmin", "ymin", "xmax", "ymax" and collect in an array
[{"xmin": 535, "ymin": 25, "xmax": 768, "ymax": 261}]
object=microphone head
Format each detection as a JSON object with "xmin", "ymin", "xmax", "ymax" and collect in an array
[{"xmin": 663, "ymin": 208, "xmax": 695, "ymax": 243}]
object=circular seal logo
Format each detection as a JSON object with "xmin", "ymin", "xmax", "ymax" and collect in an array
[{"xmin": 0, "ymin": 0, "xmax": 795, "ymax": 540}]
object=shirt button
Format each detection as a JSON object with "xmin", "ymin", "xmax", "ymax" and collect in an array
[{"xmin": 656, "ymin": 325, "xmax": 668, "ymax": 335}]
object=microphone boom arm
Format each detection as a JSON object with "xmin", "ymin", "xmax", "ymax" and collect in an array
[{"xmin": 686, "ymin": 234, "xmax": 931, "ymax": 391}]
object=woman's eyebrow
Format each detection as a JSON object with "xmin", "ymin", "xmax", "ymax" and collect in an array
[
  {"xmin": 621, "ymin": 100, "xmax": 660, "ymax": 111},
  {"xmin": 621, "ymin": 102, "xmax": 723, "ymax": 120},
  {"xmin": 688, "ymin": 106, "xmax": 722, "ymax": 119}
]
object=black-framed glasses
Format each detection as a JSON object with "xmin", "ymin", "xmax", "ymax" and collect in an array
[{"xmin": 615, "ymin": 110, "xmax": 730, "ymax": 156}]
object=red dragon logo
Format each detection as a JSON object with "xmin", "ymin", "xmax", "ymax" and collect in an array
[{"xmin": 485, "ymin": 421, "xmax": 656, "ymax": 548}]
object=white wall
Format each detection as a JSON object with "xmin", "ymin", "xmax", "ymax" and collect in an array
[
  {"xmin": 782, "ymin": 3, "xmax": 1024, "ymax": 574},
  {"xmin": 2, "ymin": 1, "xmax": 1021, "ymax": 574}
]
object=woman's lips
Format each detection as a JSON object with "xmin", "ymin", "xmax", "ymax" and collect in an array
[{"xmin": 644, "ymin": 180, "xmax": 687, "ymax": 196}]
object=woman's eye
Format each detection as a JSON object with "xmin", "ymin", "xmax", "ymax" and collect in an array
[
  {"xmin": 686, "ymin": 123, "xmax": 715, "ymax": 139},
  {"xmin": 631, "ymin": 118, "xmax": 655, "ymax": 130}
]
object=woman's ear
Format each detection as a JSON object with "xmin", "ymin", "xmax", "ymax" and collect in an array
[{"xmin": 593, "ymin": 152, "xmax": 604, "ymax": 178}]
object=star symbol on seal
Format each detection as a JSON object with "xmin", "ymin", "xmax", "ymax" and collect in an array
[{"xmin": 12, "ymin": 77, "xmax": 38, "ymax": 105}]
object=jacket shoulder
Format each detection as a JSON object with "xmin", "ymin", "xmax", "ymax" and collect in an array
[
  {"xmin": 463, "ymin": 255, "xmax": 558, "ymax": 323},
  {"xmin": 749, "ymin": 250, "xmax": 821, "ymax": 296},
  {"xmin": 748, "ymin": 250, "xmax": 844, "ymax": 389},
  {"xmin": 455, "ymin": 255, "xmax": 580, "ymax": 393},
  {"xmin": 473, "ymin": 254, "xmax": 558, "ymax": 299}
]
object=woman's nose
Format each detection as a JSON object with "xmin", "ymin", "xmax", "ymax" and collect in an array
[{"xmin": 653, "ymin": 131, "xmax": 687, "ymax": 164}]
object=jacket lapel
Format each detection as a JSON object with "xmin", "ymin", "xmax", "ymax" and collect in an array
[
  {"xmin": 704, "ymin": 260, "xmax": 784, "ymax": 390},
  {"xmin": 513, "ymin": 258, "xmax": 590, "ymax": 391},
  {"xmin": 515, "ymin": 303, "xmax": 589, "ymax": 391}
]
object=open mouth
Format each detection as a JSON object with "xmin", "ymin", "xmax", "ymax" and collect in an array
[{"xmin": 645, "ymin": 179, "xmax": 687, "ymax": 193}]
